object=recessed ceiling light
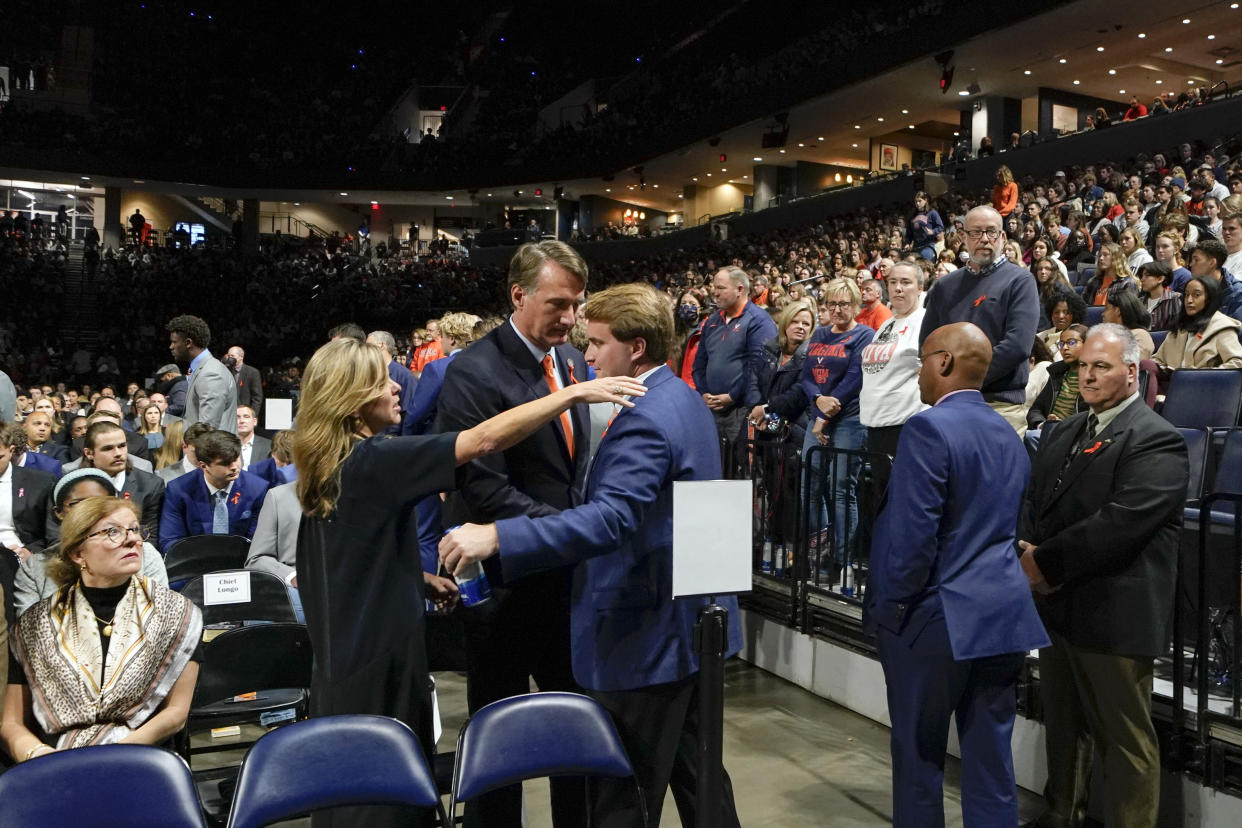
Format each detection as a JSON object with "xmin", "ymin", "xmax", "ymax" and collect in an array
[
  {"xmin": 779, "ymin": 149, "xmax": 786, "ymax": 154},
  {"xmin": 1138, "ymin": 33, "xmax": 1146, "ymax": 38},
  {"xmin": 1108, "ymin": 69, "xmax": 1116, "ymax": 75},
  {"xmin": 901, "ymin": 109, "xmax": 908, "ymax": 114},
  {"xmin": 605, "ymin": 188, "xmax": 611, "ymax": 192},
  {"xmin": 1073, "ymin": 80, "xmax": 1080, "ymax": 85},
  {"xmin": 370, "ymin": 200, "xmax": 378, "ymax": 205},
  {"xmin": 706, "ymin": 173, "xmax": 712, "ymax": 177},
  {"xmin": 851, "ymin": 143, "xmax": 858, "ymax": 148},
  {"xmin": 877, "ymin": 117, "xmax": 884, "ymax": 122},
  {"xmin": 908, "ymin": 125, "xmax": 915, "ymax": 129},
  {"xmin": 1217, "ymin": 59, "xmax": 1225, "ymax": 64},
  {"xmin": 817, "ymin": 136, "xmax": 825, "ymax": 141},
  {"xmin": 1119, "ymin": 89, "xmax": 1125, "ymax": 94},
  {"xmin": 721, "ymin": 168, "xmax": 727, "ymax": 172},
  {"xmin": 1155, "ymin": 79, "xmax": 1162, "ymax": 84},
  {"xmin": 753, "ymin": 156, "xmax": 762, "ymax": 162},
  {"xmin": 1165, "ymin": 47, "xmax": 1173, "ymax": 52},
  {"xmin": 953, "ymin": 131, "xmax": 960, "ymax": 136},
  {"xmin": 742, "ymin": 175, "xmax": 748, "ymax": 178},
  {"xmin": 958, "ymin": 90, "xmax": 969, "ymax": 96},
  {"xmin": 339, "ymin": 192, "xmax": 348, "ymax": 196},
  {"xmin": 487, "ymin": 193, "xmax": 492, "ymax": 196},
  {"xmin": 1182, "ymin": 18, "xmax": 1191, "ymax": 24},
  {"xmin": 1059, "ymin": 58, "xmax": 1067, "ymax": 64},
  {"xmin": 854, "ymin": 124, "xmax": 861, "ymax": 129},
  {"xmin": 798, "ymin": 142, "xmax": 805, "ymax": 147},
  {"xmin": 691, "ymin": 177, "xmax": 698, "ymax": 181},
  {"xmin": 653, "ymin": 184, "xmax": 659, "ymax": 188},
  {"xmin": 81, "ymin": 176, "xmax": 90, "ymax": 181},
  {"xmin": 1024, "ymin": 69, "xmax": 1031, "ymax": 75},
  {"xmin": 445, "ymin": 196, "xmax": 453, "ymax": 200},
  {"xmin": 1209, "ymin": 35, "xmax": 1216, "ymax": 40},
  {"xmin": 1188, "ymin": 79, "xmax": 1196, "ymax": 84},
  {"xmin": 1096, "ymin": 46, "xmax": 1105, "ymax": 52}
]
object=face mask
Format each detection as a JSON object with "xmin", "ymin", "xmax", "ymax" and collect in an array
[{"xmin": 677, "ymin": 305, "xmax": 700, "ymax": 325}]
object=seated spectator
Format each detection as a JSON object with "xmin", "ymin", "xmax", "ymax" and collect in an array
[
  {"xmin": 61, "ymin": 421, "xmax": 165, "ymax": 548},
  {"xmin": 1083, "ymin": 242, "xmax": 1136, "ymax": 306},
  {"xmin": 1153, "ymin": 275, "xmax": 1242, "ymax": 377},
  {"xmin": 1123, "ymin": 96, "xmax": 1148, "ymax": 121},
  {"xmin": 855, "ymin": 279, "xmax": 893, "ymax": 331},
  {"xmin": 9, "ymin": 425, "xmax": 62, "ymax": 480},
  {"xmin": 247, "ymin": 429, "xmax": 297, "ymax": 487},
  {"xmin": 1093, "ymin": 106, "xmax": 1112, "ymax": 129},
  {"xmin": 1025, "ymin": 337, "xmax": 1057, "ymax": 410},
  {"xmin": 2, "ymin": 496, "xmax": 200, "ymax": 757},
  {"xmin": 1153, "ymin": 230, "xmax": 1193, "ymax": 292},
  {"xmin": 1038, "ymin": 291, "xmax": 1088, "ymax": 357},
  {"xmin": 235, "ymin": 405, "xmax": 270, "ymax": 469},
  {"xmin": 136, "ymin": 402, "xmax": 165, "ymax": 451},
  {"xmin": 1221, "ymin": 212, "xmax": 1242, "ymax": 276},
  {"xmin": 14, "ymin": 469, "xmax": 167, "ymax": 617},
  {"xmin": 155, "ymin": 422, "xmax": 212, "ymax": 483},
  {"xmin": 1, "ymin": 422, "xmax": 55, "ymax": 622},
  {"xmin": 1136, "ymin": 261, "xmax": 1183, "ymax": 332},
  {"xmin": 748, "ymin": 299, "xmax": 815, "ymax": 448},
  {"xmin": 1190, "ymin": 238, "xmax": 1242, "ymax": 322},
  {"xmin": 244, "ymin": 481, "xmax": 304, "ymax": 623},
  {"xmin": 31, "ymin": 398, "xmax": 68, "ymax": 448},
  {"xmin": 1120, "ymin": 226, "xmax": 1153, "ymax": 272},
  {"xmin": 22, "ymin": 412, "xmax": 67, "ymax": 464},
  {"xmin": 1027, "ymin": 324, "xmax": 1089, "ymax": 430},
  {"xmin": 1103, "ymin": 288, "xmax": 1156, "ymax": 361},
  {"xmin": 158, "ymin": 429, "xmax": 269, "ymax": 552},
  {"xmin": 1032, "ymin": 257, "xmax": 1075, "ymax": 328}
]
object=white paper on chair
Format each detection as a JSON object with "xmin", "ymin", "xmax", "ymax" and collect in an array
[
  {"xmin": 203, "ymin": 571, "xmax": 252, "ymax": 605},
  {"xmin": 265, "ymin": 398, "xmax": 294, "ymax": 431},
  {"xmin": 672, "ymin": 480, "xmax": 752, "ymax": 598}
]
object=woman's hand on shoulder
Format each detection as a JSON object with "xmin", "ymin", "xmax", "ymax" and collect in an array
[{"xmin": 572, "ymin": 376, "xmax": 647, "ymax": 408}]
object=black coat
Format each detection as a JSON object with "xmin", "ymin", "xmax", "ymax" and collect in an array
[
  {"xmin": 1019, "ymin": 401, "xmax": 1187, "ymax": 656},
  {"xmin": 749, "ymin": 337, "xmax": 810, "ymax": 444},
  {"xmin": 1027, "ymin": 360, "xmax": 1088, "ymax": 428},
  {"xmin": 3, "ymin": 465, "xmax": 54, "ymax": 624}
]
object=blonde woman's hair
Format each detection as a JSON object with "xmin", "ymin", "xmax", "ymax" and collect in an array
[
  {"xmin": 438, "ymin": 312, "xmax": 478, "ymax": 347},
  {"xmin": 48, "ymin": 497, "xmax": 141, "ymax": 587},
  {"xmin": 154, "ymin": 420, "xmax": 186, "ymax": 469},
  {"xmin": 996, "ymin": 165, "xmax": 1014, "ymax": 185},
  {"xmin": 271, "ymin": 429, "xmax": 296, "ymax": 464},
  {"xmin": 822, "ymin": 276, "xmax": 862, "ymax": 307},
  {"xmin": 295, "ymin": 338, "xmax": 391, "ymax": 518},
  {"xmin": 775, "ymin": 300, "xmax": 818, "ymax": 352},
  {"xmin": 1099, "ymin": 242, "xmax": 1134, "ymax": 280}
]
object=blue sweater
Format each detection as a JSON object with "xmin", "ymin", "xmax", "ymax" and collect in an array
[
  {"xmin": 919, "ymin": 258, "xmax": 1038, "ymax": 405},
  {"xmin": 801, "ymin": 325, "xmax": 875, "ymax": 422},
  {"xmin": 691, "ymin": 300, "xmax": 777, "ymax": 406}
]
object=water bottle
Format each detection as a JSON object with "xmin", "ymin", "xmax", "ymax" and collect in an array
[
  {"xmin": 774, "ymin": 544, "xmax": 786, "ymax": 577},
  {"xmin": 761, "ymin": 539, "xmax": 773, "ymax": 574},
  {"xmin": 445, "ymin": 526, "xmax": 493, "ymax": 607}
]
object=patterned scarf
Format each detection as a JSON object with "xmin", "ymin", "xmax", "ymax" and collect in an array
[{"xmin": 11, "ymin": 576, "xmax": 202, "ymax": 749}]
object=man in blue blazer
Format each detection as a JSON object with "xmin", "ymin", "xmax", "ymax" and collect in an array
[
  {"xmin": 863, "ymin": 322, "xmax": 1049, "ymax": 828},
  {"xmin": 159, "ymin": 429, "xmax": 268, "ymax": 553},
  {"xmin": 442, "ymin": 284, "xmax": 743, "ymax": 828}
]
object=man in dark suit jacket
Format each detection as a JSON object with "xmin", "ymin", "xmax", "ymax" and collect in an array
[
  {"xmin": 235, "ymin": 405, "xmax": 271, "ymax": 469},
  {"xmin": 66, "ymin": 421, "xmax": 166, "ymax": 548},
  {"xmin": 226, "ymin": 345, "xmax": 264, "ymax": 417},
  {"xmin": 1019, "ymin": 323, "xmax": 1187, "ymax": 828},
  {"xmin": 69, "ymin": 399, "xmax": 152, "ymax": 464},
  {"xmin": 864, "ymin": 323, "xmax": 1048, "ymax": 827},
  {"xmin": 435, "ymin": 240, "xmax": 591, "ymax": 827},
  {"xmin": 1, "ymin": 421, "xmax": 55, "ymax": 624},
  {"xmin": 441, "ymin": 285, "xmax": 743, "ymax": 827},
  {"xmin": 159, "ymin": 429, "xmax": 269, "ymax": 553}
]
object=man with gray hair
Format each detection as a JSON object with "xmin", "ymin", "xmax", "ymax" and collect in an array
[
  {"xmin": 1018, "ymin": 323, "xmax": 1187, "ymax": 828},
  {"xmin": 692, "ymin": 265, "xmax": 777, "ymax": 474},
  {"xmin": 366, "ymin": 329, "xmax": 419, "ymax": 435},
  {"xmin": 919, "ymin": 205, "xmax": 1039, "ymax": 434}
]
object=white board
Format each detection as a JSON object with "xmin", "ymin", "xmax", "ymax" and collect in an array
[
  {"xmin": 265, "ymin": 398, "xmax": 293, "ymax": 431},
  {"xmin": 202, "ymin": 570, "xmax": 252, "ymax": 605},
  {"xmin": 672, "ymin": 480, "xmax": 752, "ymax": 598}
]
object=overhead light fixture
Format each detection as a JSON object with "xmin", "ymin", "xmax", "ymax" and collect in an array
[
  {"xmin": 846, "ymin": 175, "xmax": 853, "ymax": 184},
  {"xmin": 1108, "ymin": 69, "xmax": 1116, "ymax": 75},
  {"xmin": 1073, "ymin": 79, "xmax": 1080, "ymax": 85},
  {"xmin": 1156, "ymin": 79, "xmax": 1163, "ymax": 84},
  {"xmin": 1119, "ymin": 89, "xmax": 1126, "ymax": 94},
  {"xmin": 958, "ymin": 90, "xmax": 969, "ymax": 96},
  {"xmin": 1165, "ymin": 47, "xmax": 1173, "ymax": 52},
  {"xmin": 605, "ymin": 188, "xmax": 611, "ymax": 192},
  {"xmin": 370, "ymin": 200, "xmax": 378, "ymax": 205},
  {"xmin": 1209, "ymin": 35, "xmax": 1216, "ymax": 40},
  {"xmin": 798, "ymin": 142, "xmax": 805, "ymax": 147},
  {"xmin": 877, "ymin": 117, "xmax": 884, "ymax": 122},
  {"xmin": 908, "ymin": 125, "xmax": 915, "ymax": 129},
  {"xmin": 1138, "ymin": 33, "xmax": 1146, "ymax": 38},
  {"xmin": 706, "ymin": 173, "xmax": 712, "ymax": 177},
  {"xmin": 445, "ymin": 196, "xmax": 453, "ymax": 200},
  {"xmin": 638, "ymin": 212, "xmax": 645, "ymax": 219},
  {"xmin": 779, "ymin": 149, "xmax": 786, "ymax": 153},
  {"xmin": 753, "ymin": 156, "xmax": 762, "ymax": 162},
  {"xmin": 721, "ymin": 168, "xmax": 726, "ymax": 172},
  {"xmin": 81, "ymin": 176, "xmax": 90, "ymax": 181},
  {"xmin": 339, "ymin": 192, "xmax": 348, "ymax": 196},
  {"xmin": 851, "ymin": 143, "xmax": 858, "ymax": 148},
  {"xmin": 624, "ymin": 209, "xmax": 631, "ymax": 217},
  {"xmin": 901, "ymin": 109, "xmax": 908, "ymax": 114},
  {"xmin": 17, "ymin": 189, "xmax": 34, "ymax": 199},
  {"xmin": 854, "ymin": 124, "xmax": 861, "ymax": 129},
  {"xmin": 1059, "ymin": 57, "xmax": 1067, "ymax": 64},
  {"xmin": 692, "ymin": 177, "xmax": 698, "ymax": 181},
  {"xmin": 817, "ymin": 136, "xmax": 825, "ymax": 141},
  {"xmin": 835, "ymin": 173, "xmax": 842, "ymax": 182},
  {"xmin": 1182, "ymin": 18, "xmax": 1190, "ymax": 24},
  {"xmin": 1217, "ymin": 59, "xmax": 1225, "ymax": 64},
  {"xmin": 1024, "ymin": 69, "xmax": 1031, "ymax": 75},
  {"xmin": 1096, "ymin": 46, "xmax": 1105, "ymax": 52}
]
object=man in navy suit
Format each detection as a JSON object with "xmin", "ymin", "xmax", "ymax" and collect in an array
[
  {"xmin": 864, "ymin": 322, "xmax": 1049, "ymax": 827},
  {"xmin": 405, "ymin": 312, "xmax": 477, "ymax": 436},
  {"xmin": 159, "ymin": 429, "xmax": 269, "ymax": 552},
  {"xmin": 435, "ymin": 240, "xmax": 592, "ymax": 827},
  {"xmin": 366, "ymin": 330, "xmax": 419, "ymax": 435},
  {"xmin": 1, "ymin": 421, "xmax": 54, "ymax": 624},
  {"xmin": 442, "ymin": 284, "xmax": 743, "ymax": 828}
]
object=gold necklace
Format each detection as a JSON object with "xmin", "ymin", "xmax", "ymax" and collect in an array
[{"xmin": 90, "ymin": 610, "xmax": 115, "ymax": 637}]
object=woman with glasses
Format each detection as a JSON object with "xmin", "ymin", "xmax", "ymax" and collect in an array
[
  {"xmin": 800, "ymin": 278, "xmax": 875, "ymax": 583},
  {"xmin": 12, "ymin": 469, "xmax": 168, "ymax": 617},
  {"xmin": 2, "ymin": 495, "xmax": 195, "ymax": 761},
  {"xmin": 1027, "ymin": 324, "xmax": 1090, "ymax": 432}
]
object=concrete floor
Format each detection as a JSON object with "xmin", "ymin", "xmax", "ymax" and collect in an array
[{"xmin": 197, "ymin": 659, "xmax": 1044, "ymax": 826}]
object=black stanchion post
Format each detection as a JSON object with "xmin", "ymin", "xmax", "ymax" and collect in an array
[{"xmin": 695, "ymin": 601, "xmax": 728, "ymax": 828}]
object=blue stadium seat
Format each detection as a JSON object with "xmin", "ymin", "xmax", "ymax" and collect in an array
[
  {"xmin": 1178, "ymin": 427, "xmax": 1211, "ymax": 516},
  {"xmin": 1161, "ymin": 369, "xmax": 1242, "ymax": 428},
  {"xmin": 1205, "ymin": 428, "xmax": 1242, "ymax": 525},
  {"xmin": 228, "ymin": 715, "xmax": 445, "ymax": 828},
  {"xmin": 1077, "ymin": 267, "xmax": 1096, "ymax": 287},
  {"xmin": 1151, "ymin": 329, "xmax": 1168, "ymax": 351},
  {"xmin": 1085, "ymin": 306, "xmax": 1105, "ymax": 325},
  {"xmin": 451, "ymin": 692, "xmax": 644, "ymax": 823},
  {"xmin": 0, "ymin": 744, "xmax": 205, "ymax": 828}
]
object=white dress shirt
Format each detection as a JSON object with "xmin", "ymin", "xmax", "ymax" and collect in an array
[{"xmin": 0, "ymin": 464, "xmax": 20, "ymax": 550}]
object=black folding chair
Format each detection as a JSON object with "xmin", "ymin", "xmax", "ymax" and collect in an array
[
  {"xmin": 164, "ymin": 535, "xmax": 250, "ymax": 588},
  {"xmin": 181, "ymin": 570, "xmax": 296, "ymax": 626}
]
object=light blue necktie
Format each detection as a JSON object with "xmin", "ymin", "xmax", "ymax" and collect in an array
[{"xmin": 212, "ymin": 490, "xmax": 229, "ymax": 534}]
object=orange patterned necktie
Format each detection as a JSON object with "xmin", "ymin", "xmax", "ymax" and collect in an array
[{"xmin": 542, "ymin": 354, "xmax": 575, "ymax": 461}]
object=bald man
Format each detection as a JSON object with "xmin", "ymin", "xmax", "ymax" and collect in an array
[
  {"xmin": 864, "ymin": 322, "xmax": 1048, "ymax": 827},
  {"xmin": 919, "ymin": 205, "xmax": 1039, "ymax": 433}
]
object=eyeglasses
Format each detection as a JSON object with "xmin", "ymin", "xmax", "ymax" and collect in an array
[
  {"xmin": 917, "ymin": 349, "xmax": 950, "ymax": 365},
  {"xmin": 825, "ymin": 301, "xmax": 854, "ymax": 309},
  {"xmin": 87, "ymin": 525, "xmax": 150, "ymax": 544},
  {"xmin": 1058, "ymin": 339, "xmax": 1082, "ymax": 348},
  {"xmin": 964, "ymin": 229, "xmax": 1002, "ymax": 240}
]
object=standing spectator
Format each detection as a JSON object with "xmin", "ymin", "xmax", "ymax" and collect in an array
[
  {"xmin": 366, "ymin": 330, "xmax": 419, "ymax": 435},
  {"xmin": 855, "ymin": 279, "xmax": 893, "ymax": 331},
  {"xmin": 225, "ymin": 345, "xmax": 264, "ymax": 418},
  {"xmin": 1020, "ymin": 325, "xmax": 1187, "ymax": 828},
  {"xmin": 668, "ymin": 287, "xmax": 708, "ymax": 389},
  {"xmin": 410, "ymin": 318, "xmax": 444, "ymax": 376},
  {"xmin": 167, "ymin": 315, "xmax": 238, "ymax": 433},
  {"xmin": 991, "ymin": 166, "xmax": 1019, "ymax": 219},
  {"xmin": 920, "ymin": 205, "xmax": 1039, "ymax": 433},
  {"xmin": 693, "ymin": 266, "xmax": 777, "ymax": 476},
  {"xmin": 128, "ymin": 208, "xmax": 146, "ymax": 246}
]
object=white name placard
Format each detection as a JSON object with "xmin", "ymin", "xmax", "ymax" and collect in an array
[
  {"xmin": 672, "ymin": 480, "xmax": 753, "ymax": 598},
  {"xmin": 265, "ymin": 398, "xmax": 294, "ymax": 431},
  {"xmin": 203, "ymin": 571, "xmax": 252, "ymax": 605}
]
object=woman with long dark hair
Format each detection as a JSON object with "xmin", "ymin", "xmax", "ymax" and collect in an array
[
  {"xmin": 669, "ymin": 287, "xmax": 708, "ymax": 388},
  {"xmin": 1153, "ymin": 275, "xmax": 1242, "ymax": 376}
]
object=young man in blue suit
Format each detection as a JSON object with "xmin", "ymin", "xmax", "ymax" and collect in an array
[
  {"xmin": 441, "ymin": 283, "xmax": 743, "ymax": 828},
  {"xmin": 864, "ymin": 322, "xmax": 1049, "ymax": 827},
  {"xmin": 159, "ymin": 429, "xmax": 268, "ymax": 553}
]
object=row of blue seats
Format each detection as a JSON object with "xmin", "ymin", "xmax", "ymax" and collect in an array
[{"xmin": 0, "ymin": 696, "xmax": 643, "ymax": 828}]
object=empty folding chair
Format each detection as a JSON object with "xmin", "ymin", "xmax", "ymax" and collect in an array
[
  {"xmin": 227, "ymin": 715, "xmax": 447, "ymax": 828},
  {"xmin": 181, "ymin": 570, "xmax": 297, "ymax": 625},
  {"xmin": 451, "ymin": 691, "xmax": 644, "ymax": 824},
  {"xmin": 0, "ymin": 744, "xmax": 205, "ymax": 828},
  {"xmin": 165, "ymin": 535, "xmax": 251, "ymax": 588}
]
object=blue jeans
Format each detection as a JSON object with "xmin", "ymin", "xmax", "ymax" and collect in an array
[{"xmin": 802, "ymin": 413, "xmax": 866, "ymax": 565}]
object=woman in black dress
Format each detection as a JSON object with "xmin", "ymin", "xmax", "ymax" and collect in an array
[{"xmin": 293, "ymin": 337, "xmax": 643, "ymax": 827}]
